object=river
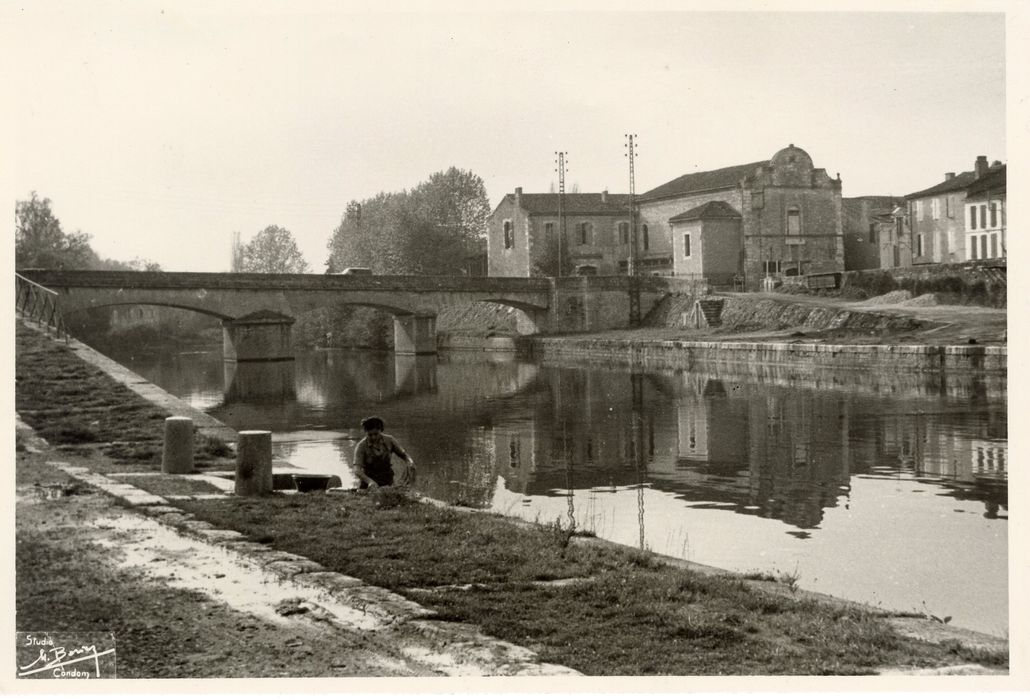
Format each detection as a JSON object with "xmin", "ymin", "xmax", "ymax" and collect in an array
[{"xmin": 93, "ymin": 340, "xmax": 1009, "ymax": 637}]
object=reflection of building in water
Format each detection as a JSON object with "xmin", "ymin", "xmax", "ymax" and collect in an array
[
  {"xmin": 970, "ymin": 439, "xmax": 1007, "ymax": 474},
  {"xmin": 494, "ymin": 365, "xmax": 1008, "ymax": 531}
]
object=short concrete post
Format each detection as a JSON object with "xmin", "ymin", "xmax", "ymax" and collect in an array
[
  {"xmin": 235, "ymin": 430, "xmax": 273, "ymax": 496},
  {"xmin": 162, "ymin": 416, "xmax": 195, "ymax": 474}
]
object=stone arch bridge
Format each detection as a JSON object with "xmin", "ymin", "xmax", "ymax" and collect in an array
[{"xmin": 20, "ymin": 270, "xmax": 692, "ymax": 359}]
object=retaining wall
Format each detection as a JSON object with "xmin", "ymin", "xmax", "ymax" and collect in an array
[
  {"xmin": 839, "ymin": 260, "xmax": 1007, "ymax": 306},
  {"xmin": 524, "ymin": 337, "xmax": 1006, "ymax": 376}
]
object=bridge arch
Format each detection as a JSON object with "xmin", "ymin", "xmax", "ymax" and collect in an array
[{"xmin": 63, "ymin": 300, "xmax": 235, "ymax": 322}]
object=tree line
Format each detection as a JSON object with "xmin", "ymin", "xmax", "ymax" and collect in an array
[{"xmin": 17, "ymin": 166, "xmax": 490, "ymax": 275}]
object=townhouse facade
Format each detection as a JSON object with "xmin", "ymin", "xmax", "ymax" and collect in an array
[
  {"xmin": 905, "ymin": 155, "xmax": 1004, "ymax": 264},
  {"xmin": 964, "ymin": 164, "xmax": 1006, "ymax": 261}
]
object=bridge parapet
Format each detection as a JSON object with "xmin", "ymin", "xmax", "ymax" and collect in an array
[{"xmin": 18, "ymin": 270, "xmax": 555, "ymax": 294}]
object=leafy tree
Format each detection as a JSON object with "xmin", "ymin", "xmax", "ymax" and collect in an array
[
  {"xmin": 325, "ymin": 167, "xmax": 490, "ymax": 276},
  {"xmin": 15, "ymin": 192, "xmax": 97, "ymax": 269},
  {"xmin": 15, "ymin": 192, "xmax": 163, "ymax": 272},
  {"xmin": 240, "ymin": 225, "xmax": 310, "ymax": 273}
]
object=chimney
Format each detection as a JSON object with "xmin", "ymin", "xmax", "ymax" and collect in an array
[
  {"xmin": 975, "ymin": 156, "xmax": 989, "ymax": 179},
  {"xmin": 601, "ymin": 189, "xmax": 608, "ymax": 204},
  {"xmin": 514, "ymin": 187, "xmax": 522, "ymax": 208},
  {"xmin": 945, "ymin": 172, "xmax": 955, "ymax": 181},
  {"xmin": 992, "ymin": 160, "xmax": 1002, "ymax": 168}
]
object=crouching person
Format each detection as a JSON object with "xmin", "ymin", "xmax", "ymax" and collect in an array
[{"xmin": 352, "ymin": 416, "xmax": 416, "ymax": 490}]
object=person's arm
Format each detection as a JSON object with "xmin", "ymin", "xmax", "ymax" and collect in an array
[
  {"xmin": 389, "ymin": 436, "xmax": 415, "ymax": 466},
  {"xmin": 352, "ymin": 441, "xmax": 379, "ymax": 489}
]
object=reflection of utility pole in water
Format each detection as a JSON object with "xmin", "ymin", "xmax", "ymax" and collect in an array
[
  {"xmin": 555, "ymin": 373, "xmax": 576, "ymax": 531},
  {"xmin": 631, "ymin": 372, "xmax": 646, "ymax": 549}
]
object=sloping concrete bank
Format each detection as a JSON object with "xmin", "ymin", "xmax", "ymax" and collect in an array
[
  {"xmin": 59, "ymin": 333, "xmax": 238, "ymax": 443},
  {"xmin": 523, "ymin": 336, "xmax": 1006, "ymax": 376}
]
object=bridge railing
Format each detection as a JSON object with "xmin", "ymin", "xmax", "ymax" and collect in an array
[{"xmin": 15, "ymin": 273, "xmax": 69, "ymax": 342}]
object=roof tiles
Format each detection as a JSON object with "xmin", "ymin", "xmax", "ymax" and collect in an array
[{"xmin": 639, "ymin": 161, "xmax": 767, "ymax": 201}]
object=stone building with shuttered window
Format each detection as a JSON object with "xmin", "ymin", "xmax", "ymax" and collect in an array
[{"xmin": 487, "ymin": 189, "xmax": 633, "ymax": 277}]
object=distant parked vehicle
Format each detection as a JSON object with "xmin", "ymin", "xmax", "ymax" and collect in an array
[{"xmin": 328, "ymin": 267, "xmax": 373, "ymax": 276}]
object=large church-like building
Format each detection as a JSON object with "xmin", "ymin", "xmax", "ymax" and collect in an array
[{"xmin": 487, "ymin": 144, "xmax": 845, "ymax": 290}]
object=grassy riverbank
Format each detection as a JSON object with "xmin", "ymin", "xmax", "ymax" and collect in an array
[
  {"xmin": 14, "ymin": 320, "xmax": 1008, "ymax": 675},
  {"xmin": 176, "ymin": 491, "xmax": 1006, "ymax": 675},
  {"xmin": 15, "ymin": 322, "xmax": 234, "ymax": 469}
]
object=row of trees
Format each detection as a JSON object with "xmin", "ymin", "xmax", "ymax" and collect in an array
[{"xmin": 19, "ymin": 165, "xmax": 491, "ymax": 276}]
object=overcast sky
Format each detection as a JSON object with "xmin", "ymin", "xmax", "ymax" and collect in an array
[{"xmin": 5, "ymin": 3, "xmax": 1010, "ymax": 273}]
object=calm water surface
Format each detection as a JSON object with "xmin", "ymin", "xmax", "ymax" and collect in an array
[{"xmin": 98, "ymin": 342, "xmax": 1008, "ymax": 636}]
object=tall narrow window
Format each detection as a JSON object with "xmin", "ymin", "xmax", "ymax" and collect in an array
[
  {"xmin": 990, "ymin": 233, "xmax": 998, "ymax": 258},
  {"xmin": 544, "ymin": 222, "xmax": 555, "ymax": 237},
  {"xmin": 618, "ymin": 221, "xmax": 629, "ymax": 244},
  {"xmin": 990, "ymin": 203, "xmax": 998, "ymax": 228},
  {"xmin": 970, "ymin": 206, "xmax": 977, "ymax": 230},
  {"xmin": 981, "ymin": 235, "xmax": 988, "ymax": 260},
  {"xmin": 946, "ymin": 195, "xmax": 952, "ymax": 218},
  {"xmin": 970, "ymin": 237, "xmax": 978, "ymax": 260},
  {"xmin": 577, "ymin": 222, "xmax": 592, "ymax": 245},
  {"xmin": 503, "ymin": 220, "xmax": 514, "ymax": 249},
  {"xmin": 980, "ymin": 205, "xmax": 987, "ymax": 228},
  {"xmin": 917, "ymin": 233, "xmax": 924, "ymax": 257},
  {"xmin": 642, "ymin": 224, "xmax": 650, "ymax": 251},
  {"xmin": 931, "ymin": 198, "xmax": 940, "ymax": 220},
  {"xmin": 787, "ymin": 208, "xmax": 801, "ymax": 237},
  {"xmin": 868, "ymin": 224, "xmax": 877, "ymax": 246},
  {"xmin": 683, "ymin": 234, "xmax": 691, "ymax": 258},
  {"xmin": 916, "ymin": 201, "xmax": 924, "ymax": 220}
]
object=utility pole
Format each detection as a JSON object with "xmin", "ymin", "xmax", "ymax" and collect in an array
[
  {"xmin": 625, "ymin": 135, "xmax": 641, "ymax": 326},
  {"xmin": 625, "ymin": 134, "xmax": 638, "ymax": 276},
  {"xmin": 555, "ymin": 151, "xmax": 568, "ymax": 277}
]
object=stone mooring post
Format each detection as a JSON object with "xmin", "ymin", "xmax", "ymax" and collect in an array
[
  {"xmin": 235, "ymin": 430, "xmax": 273, "ymax": 496},
  {"xmin": 162, "ymin": 416, "xmax": 195, "ymax": 474}
]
